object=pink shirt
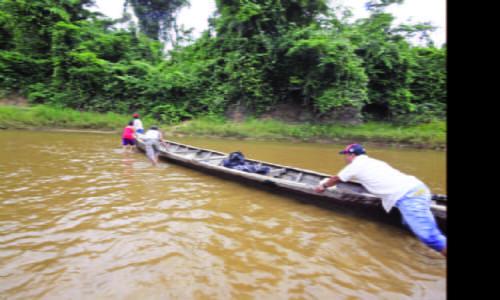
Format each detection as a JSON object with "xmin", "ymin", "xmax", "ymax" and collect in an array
[{"xmin": 122, "ymin": 126, "xmax": 134, "ymax": 139}]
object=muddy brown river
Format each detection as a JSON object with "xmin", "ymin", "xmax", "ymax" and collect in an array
[{"xmin": 0, "ymin": 130, "xmax": 446, "ymax": 299}]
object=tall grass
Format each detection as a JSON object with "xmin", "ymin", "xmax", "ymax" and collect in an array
[
  {"xmin": 0, "ymin": 105, "xmax": 158, "ymax": 131},
  {"xmin": 173, "ymin": 117, "xmax": 446, "ymax": 148},
  {"xmin": 0, "ymin": 105, "xmax": 446, "ymax": 148}
]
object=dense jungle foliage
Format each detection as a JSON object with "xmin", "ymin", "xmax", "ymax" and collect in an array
[{"xmin": 0, "ymin": 0, "xmax": 446, "ymax": 124}]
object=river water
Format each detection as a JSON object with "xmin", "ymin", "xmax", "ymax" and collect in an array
[{"xmin": 0, "ymin": 130, "xmax": 446, "ymax": 299}]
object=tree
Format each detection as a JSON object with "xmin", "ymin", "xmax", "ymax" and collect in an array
[
  {"xmin": 349, "ymin": 0, "xmax": 443, "ymax": 120},
  {"xmin": 0, "ymin": 0, "xmax": 446, "ymax": 123},
  {"xmin": 124, "ymin": 0, "xmax": 189, "ymax": 42}
]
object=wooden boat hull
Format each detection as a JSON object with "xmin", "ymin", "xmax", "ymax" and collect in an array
[{"xmin": 134, "ymin": 135, "xmax": 446, "ymax": 233}]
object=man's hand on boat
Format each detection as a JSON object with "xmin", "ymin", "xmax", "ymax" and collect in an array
[
  {"xmin": 160, "ymin": 138, "xmax": 169, "ymax": 152},
  {"xmin": 315, "ymin": 176, "xmax": 342, "ymax": 193}
]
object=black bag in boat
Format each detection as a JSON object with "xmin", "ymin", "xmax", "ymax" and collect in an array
[{"xmin": 223, "ymin": 152, "xmax": 270, "ymax": 175}]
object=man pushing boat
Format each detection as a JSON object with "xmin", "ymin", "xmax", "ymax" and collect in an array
[
  {"xmin": 143, "ymin": 125, "xmax": 170, "ymax": 166},
  {"xmin": 315, "ymin": 144, "xmax": 447, "ymax": 257}
]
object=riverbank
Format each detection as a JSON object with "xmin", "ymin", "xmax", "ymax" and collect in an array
[
  {"xmin": 168, "ymin": 117, "xmax": 446, "ymax": 150},
  {"xmin": 0, "ymin": 105, "xmax": 446, "ymax": 150}
]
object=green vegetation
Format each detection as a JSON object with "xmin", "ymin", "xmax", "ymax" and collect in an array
[
  {"xmin": 172, "ymin": 116, "xmax": 446, "ymax": 148},
  {"xmin": 0, "ymin": 105, "xmax": 157, "ymax": 131},
  {"xmin": 0, "ymin": 0, "xmax": 446, "ymax": 147},
  {"xmin": 0, "ymin": 0, "xmax": 446, "ymax": 123},
  {"xmin": 0, "ymin": 105, "xmax": 445, "ymax": 148}
]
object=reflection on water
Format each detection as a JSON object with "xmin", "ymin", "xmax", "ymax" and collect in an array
[
  {"xmin": 0, "ymin": 131, "xmax": 446, "ymax": 299},
  {"xmin": 121, "ymin": 153, "xmax": 136, "ymax": 180}
]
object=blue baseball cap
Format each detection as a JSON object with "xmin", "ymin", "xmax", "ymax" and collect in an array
[{"xmin": 339, "ymin": 144, "xmax": 366, "ymax": 155}]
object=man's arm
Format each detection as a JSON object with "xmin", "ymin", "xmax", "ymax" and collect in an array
[
  {"xmin": 315, "ymin": 175, "xmax": 342, "ymax": 194},
  {"xmin": 159, "ymin": 132, "xmax": 169, "ymax": 151}
]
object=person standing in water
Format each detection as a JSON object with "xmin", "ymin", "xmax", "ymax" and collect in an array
[
  {"xmin": 144, "ymin": 125, "xmax": 169, "ymax": 166},
  {"xmin": 122, "ymin": 121, "xmax": 135, "ymax": 153},
  {"xmin": 133, "ymin": 114, "xmax": 144, "ymax": 134},
  {"xmin": 315, "ymin": 144, "xmax": 447, "ymax": 257}
]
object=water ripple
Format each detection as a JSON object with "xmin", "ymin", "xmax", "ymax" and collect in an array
[{"xmin": 0, "ymin": 131, "xmax": 446, "ymax": 299}]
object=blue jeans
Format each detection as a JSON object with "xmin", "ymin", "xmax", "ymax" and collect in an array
[
  {"xmin": 136, "ymin": 129, "xmax": 144, "ymax": 134},
  {"xmin": 394, "ymin": 184, "xmax": 447, "ymax": 252}
]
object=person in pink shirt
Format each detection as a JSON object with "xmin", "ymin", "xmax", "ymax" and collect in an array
[{"xmin": 122, "ymin": 121, "xmax": 135, "ymax": 153}]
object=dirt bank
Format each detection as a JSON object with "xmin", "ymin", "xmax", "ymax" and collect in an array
[{"xmin": 0, "ymin": 93, "xmax": 28, "ymax": 107}]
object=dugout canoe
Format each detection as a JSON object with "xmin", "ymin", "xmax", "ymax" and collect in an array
[{"xmin": 133, "ymin": 134, "xmax": 447, "ymax": 233}]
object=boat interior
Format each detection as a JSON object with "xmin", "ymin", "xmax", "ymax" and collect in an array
[
  {"xmin": 155, "ymin": 140, "xmax": 329, "ymax": 186},
  {"xmin": 137, "ymin": 136, "xmax": 446, "ymax": 205}
]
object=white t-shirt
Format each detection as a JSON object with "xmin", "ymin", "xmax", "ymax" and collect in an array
[
  {"xmin": 337, "ymin": 155, "xmax": 423, "ymax": 212},
  {"xmin": 133, "ymin": 119, "xmax": 143, "ymax": 131},
  {"xmin": 145, "ymin": 129, "xmax": 160, "ymax": 140}
]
